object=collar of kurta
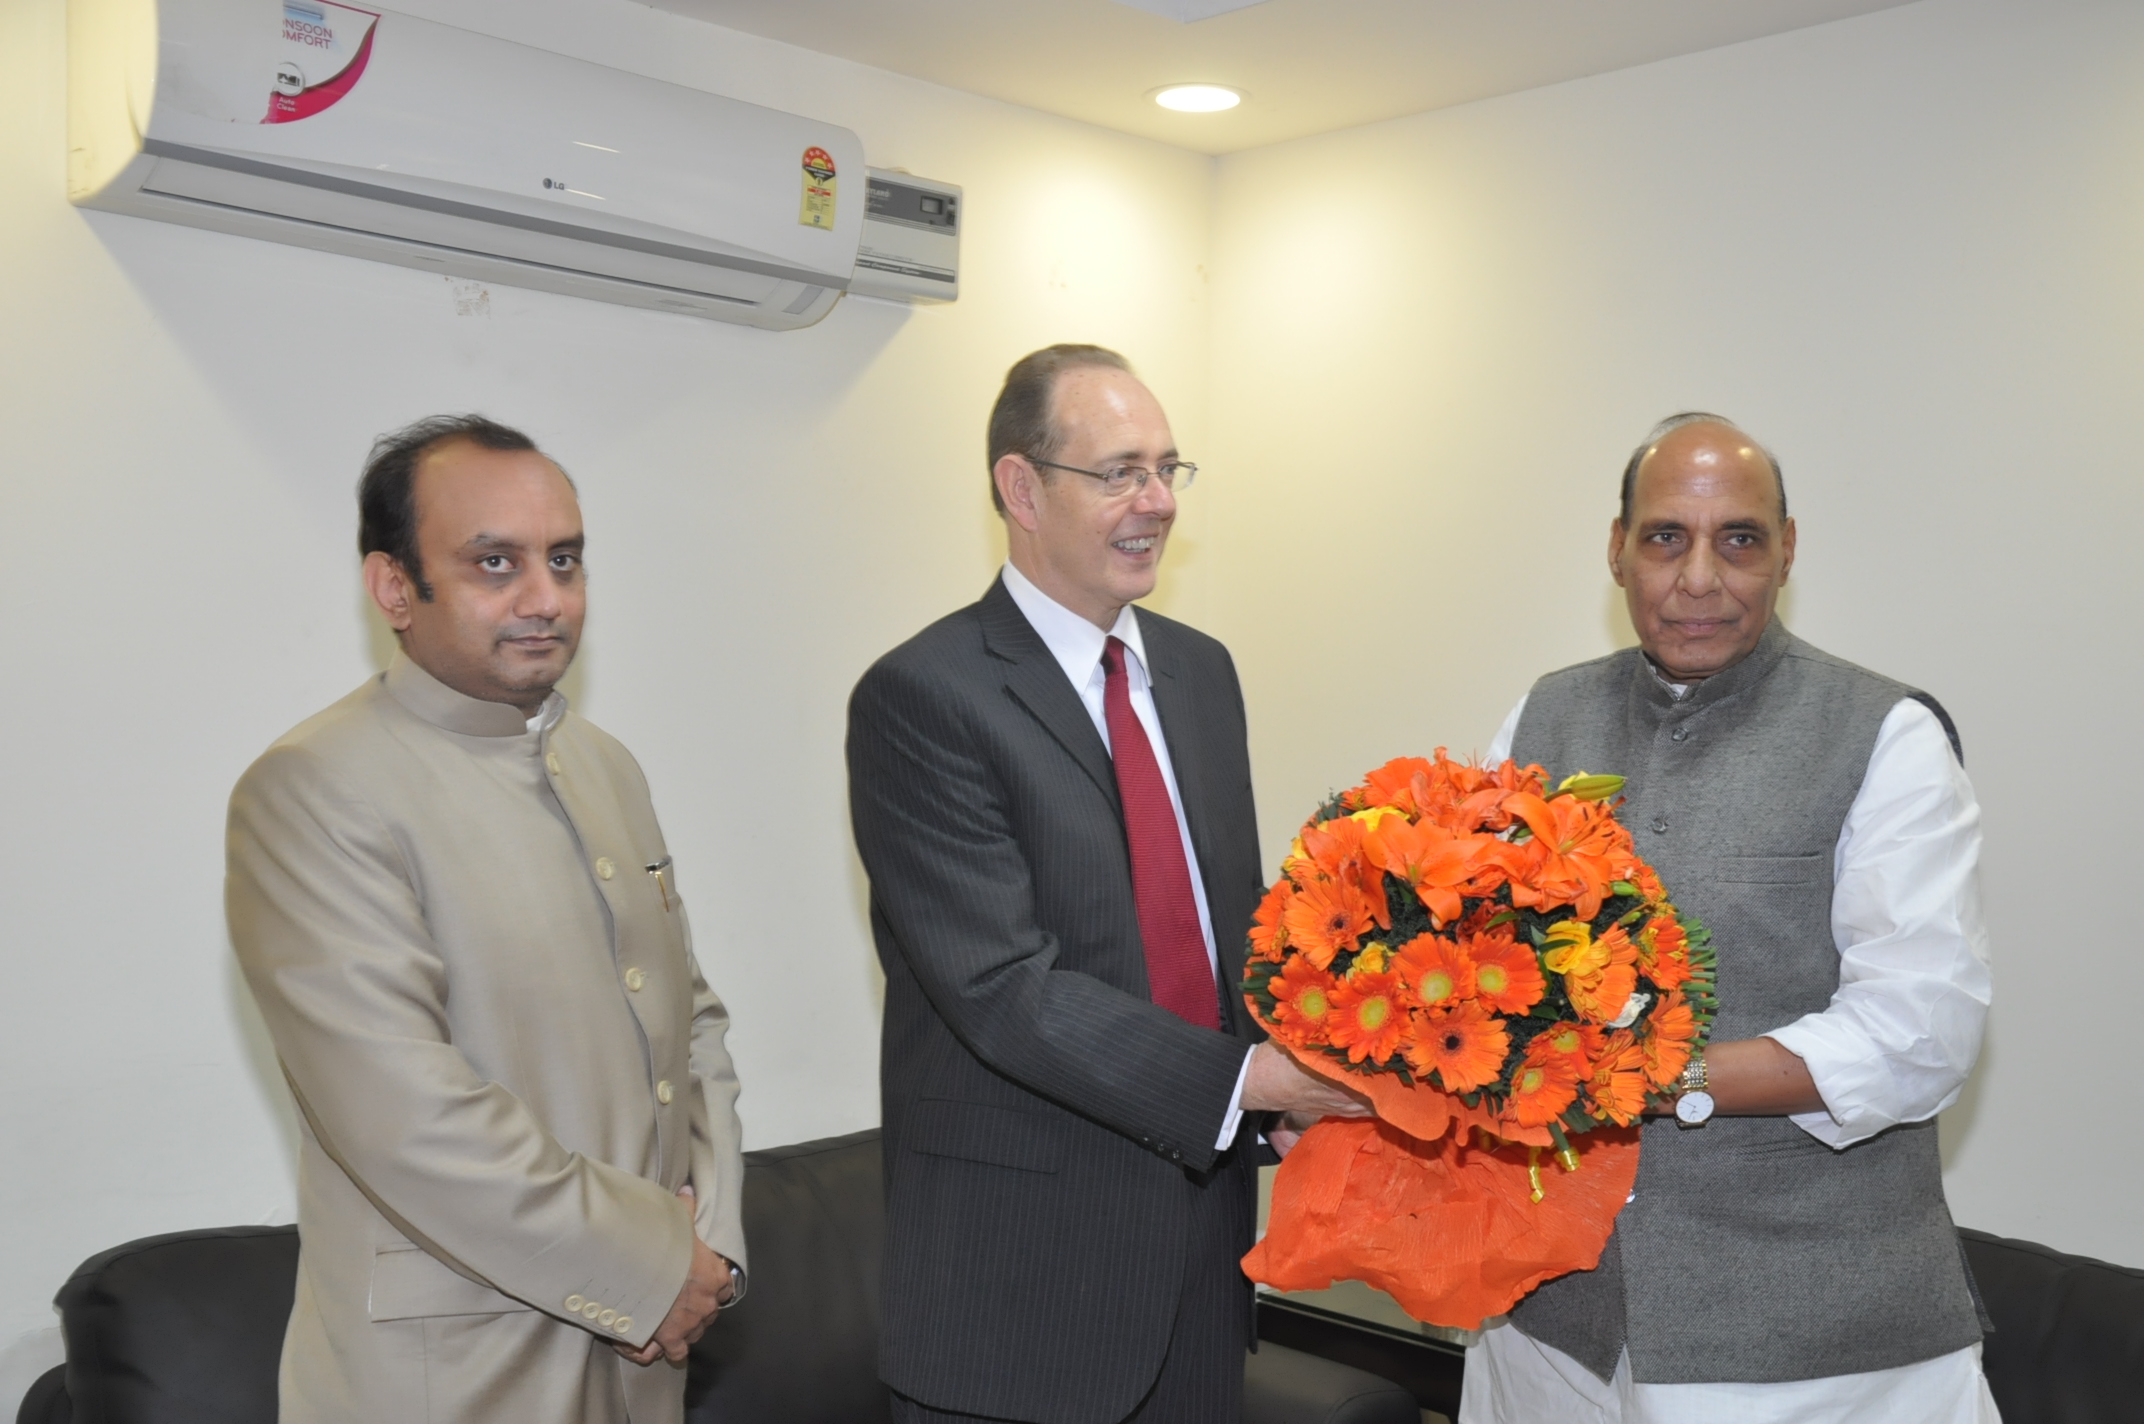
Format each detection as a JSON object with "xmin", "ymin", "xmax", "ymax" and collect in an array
[
  {"xmin": 384, "ymin": 651, "xmax": 565, "ymax": 738},
  {"xmin": 1639, "ymin": 616, "xmax": 1793, "ymax": 713}
]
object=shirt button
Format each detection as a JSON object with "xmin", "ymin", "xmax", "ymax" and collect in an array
[
  {"xmin": 1670, "ymin": 726, "xmax": 1689, "ymax": 743},
  {"xmin": 1650, "ymin": 817, "xmax": 1669, "ymax": 835},
  {"xmin": 564, "ymin": 1294, "xmax": 585, "ymax": 1311},
  {"xmin": 545, "ymin": 751, "xmax": 562, "ymax": 775},
  {"xmin": 612, "ymin": 1316, "xmax": 634, "ymax": 1335},
  {"xmin": 624, "ymin": 968, "xmax": 646, "ymax": 992},
  {"xmin": 595, "ymin": 857, "xmax": 615, "ymax": 880},
  {"xmin": 656, "ymin": 1080, "xmax": 675, "ymax": 1105}
]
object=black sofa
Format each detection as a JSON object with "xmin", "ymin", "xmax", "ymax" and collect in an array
[{"xmin": 18, "ymin": 1129, "xmax": 1416, "ymax": 1424}]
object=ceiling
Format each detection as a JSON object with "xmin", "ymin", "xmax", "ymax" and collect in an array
[{"xmin": 645, "ymin": 0, "xmax": 1923, "ymax": 154}]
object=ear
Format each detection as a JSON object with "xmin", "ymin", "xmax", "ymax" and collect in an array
[
  {"xmin": 1606, "ymin": 519, "xmax": 1629, "ymax": 589},
  {"xmin": 994, "ymin": 454, "xmax": 1045, "ymax": 535},
  {"xmin": 1778, "ymin": 516, "xmax": 1797, "ymax": 583},
  {"xmin": 363, "ymin": 550, "xmax": 418, "ymax": 633}
]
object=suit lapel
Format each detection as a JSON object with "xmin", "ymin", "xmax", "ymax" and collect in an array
[{"xmin": 978, "ymin": 580, "xmax": 1121, "ymax": 812}]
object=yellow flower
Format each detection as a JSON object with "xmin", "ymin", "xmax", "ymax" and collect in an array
[
  {"xmin": 1540, "ymin": 921, "xmax": 1606, "ymax": 978},
  {"xmin": 1349, "ymin": 805, "xmax": 1408, "ymax": 833},
  {"xmin": 1352, "ymin": 940, "xmax": 1390, "ymax": 975}
]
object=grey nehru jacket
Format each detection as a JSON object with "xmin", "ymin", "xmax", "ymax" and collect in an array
[{"xmin": 1506, "ymin": 620, "xmax": 1984, "ymax": 1385}]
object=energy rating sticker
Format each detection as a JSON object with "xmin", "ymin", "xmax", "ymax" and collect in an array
[{"xmin": 800, "ymin": 146, "xmax": 838, "ymax": 229}]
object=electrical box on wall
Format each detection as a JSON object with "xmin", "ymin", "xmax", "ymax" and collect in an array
[{"xmin": 853, "ymin": 169, "xmax": 960, "ymax": 303}]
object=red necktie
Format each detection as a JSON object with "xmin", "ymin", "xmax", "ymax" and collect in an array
[{"xmin": 1101, "ymin": 636, "xmax": 1219, "ymax": 1030}]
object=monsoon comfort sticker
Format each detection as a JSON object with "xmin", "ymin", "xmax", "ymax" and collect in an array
[
  {"xmin": 265, "ymin": 2, "xmax": 382, "ymax": 124},
  {"xmin": 800, "ymin": 147, "xmax": 838, "ymax": 229}
]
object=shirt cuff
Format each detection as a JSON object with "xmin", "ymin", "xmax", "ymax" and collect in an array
[
  {"xmin": 1764, "ymin": 1021, "xmax": 1898, "ymax": 1150},
  {"xmin": 1215, "ymin": 1046, "xmax": 1256, "ymax": 1151}
]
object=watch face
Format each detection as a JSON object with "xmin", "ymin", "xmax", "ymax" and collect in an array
[{"xmin": 1675, "ymin": 1090, "xmax": 1715, "ymax": 1125}]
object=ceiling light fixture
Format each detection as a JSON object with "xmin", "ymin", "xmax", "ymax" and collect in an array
[{"xmin": 1153, "ymin": 84, "xmax": 1242, "ymax": 113}]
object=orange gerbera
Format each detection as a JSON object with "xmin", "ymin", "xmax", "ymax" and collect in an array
[
  {"xmin": 1464, "ymin": 929, "xmax": 1546, "ymax": 1016},
  {"xmin": 1641, "ymin": 990, "xmax": 1696, "ymax": 1088},
  {"xmin": 1248, "ymin": 882, "xmax": 1294, "ymax": 964},
  {"xmin": 1564, "ymin": 924, "xmax": 1639, "ymax": 1025},
  {"xmin": 1637, "ymin": 914, "xmax": 1693, "ymax": 991},
  {"xmin": 1267, "ymin": 956, "xmax": 1339, "ymax": 1044},
  {"xmin": 1499, "ymin": 791, "xmax": 1638, "ymax": 920},
  {"xmin": 1504, "ymin": 1035, "xmax": 1583, "ymax": 1127},
  {"xmin": 1282, "ymin": 875, "xmax": 1378, "ymax": 970},
  {"xmin": 1363, "ymin": 814, "xmax": 1483, "ymax": 925},
  {"xmin": 1392, "ymin": 933, "xmax": 1475, "ymax": 1008},
  {"xmin": 1326, "ymin": 970, "xmax": 1411, "ymax": 1065},
  {"xmin": 1534, "ymin": 1020, "xmax": 1604, "ymax": 1076},
  {"xmin": 1585, "ymin": 1031, "xmax": 1651, "ymax": 1127},
  {"xmin": 1404, "ymin": 1001, "xmax": 1510, "ymax": 1093}
]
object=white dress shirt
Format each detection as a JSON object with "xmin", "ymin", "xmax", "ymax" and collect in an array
[
  {"xmin": 1465, "ymin": 688, "xmax": 1998, "ymax": 1423},
  {"xmin": 1000, "ymin": 564, "xmax": 1254, "ymax": 1151}
]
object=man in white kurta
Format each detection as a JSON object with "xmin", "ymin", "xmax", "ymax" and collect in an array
[{"xmin": 1458, "ymin": 414, "xmax": 1997, "ymax": 1424}]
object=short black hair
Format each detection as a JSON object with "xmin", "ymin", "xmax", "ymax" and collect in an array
[
  {"xmin": 985, "ymin": 344, "xmax": 1134, "ymax": 514},
  {"xmin": 1619, "ymin": 412, "xmax": 1787, "ymax": 525},
  {"xmin": 357, "ymin": 414, "xmax": 542, "ymax": 601}
]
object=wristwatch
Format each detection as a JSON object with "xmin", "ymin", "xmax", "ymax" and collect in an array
[
  {"xmin": 1674, "ymin": 1049, "xmax": 1715, "ymax": 1129},
  {"xmin": 721, "ymin": 1261, "xmax": 747, "ymax": 1309}
]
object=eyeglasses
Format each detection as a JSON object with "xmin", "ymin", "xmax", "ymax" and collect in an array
[{"xmin": 1031, "ymin": 458, "xmax": 1198, "ymax": 497}]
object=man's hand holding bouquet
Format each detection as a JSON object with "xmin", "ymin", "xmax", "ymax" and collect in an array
[{"xmin": 1240, "ymin": 752, "xmax": 1715, "ymax": 1329}]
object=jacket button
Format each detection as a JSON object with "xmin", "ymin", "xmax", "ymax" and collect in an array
[
  {"xmin": 1650, "ymin": 817, "xmax": 1668, "ymax": 835},
  {"xmin": 595, "ymin": 857, "xmax": 615, "ymax": 880},
  {"xmin": 1670, "ymin": 726, "xmax": 1689, "ymax": 743},
  {"xmin": 581, "ymin": 1302, "xmax": 603, "ymax": 1320},
  {"xmin": 598, "ymin": 1308, "xmax": 618, "ymax": 1326},
  {"xmin": 656, "ymin": 1080, "xmax": 675, "ymax": 1105},
  {"xmin": 546, "ymin": 751, "xmax": 563, "ymax": 775},
  {"xmin": 564, "ymin": 1294, "xmax": 585, "ymax": 1311},
  {"xmin": 624, "ymin": 968, "xmax": 646, "ymax": 992},
  {"xmin": 612, "ymin": 1316, "xmax": 634, "ymax": 1335}
]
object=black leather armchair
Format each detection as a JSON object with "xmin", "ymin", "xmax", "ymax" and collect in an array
[{"xmin": 19, "ymin": 1130, "xmax": 1416, "ymax": 1424}]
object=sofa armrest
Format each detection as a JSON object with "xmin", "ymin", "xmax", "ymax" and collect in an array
[{"xmin": 1244, "ymin": 1343, "xmax": 1419, "ymax": 1424}]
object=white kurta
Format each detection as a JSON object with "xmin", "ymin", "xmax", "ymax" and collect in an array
[{"xmin": 1461, "ymin": 692, "xmax": 1999, "ymax": 1424}]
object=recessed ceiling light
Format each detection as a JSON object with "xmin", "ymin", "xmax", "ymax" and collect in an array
[{"xmin": 1153, "ymin": 84, "xmax": 1242, "ymax": 113}]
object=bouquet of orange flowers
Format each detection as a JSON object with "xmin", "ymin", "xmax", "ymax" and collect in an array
[{"xmin": 1239, "ymin": 752, "xmax": 1714, "ymax": 1329}]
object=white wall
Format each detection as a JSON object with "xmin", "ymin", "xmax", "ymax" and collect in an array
[
  {"xmin": 1197, "ymin": 0, "xmax": 2144, "ymax": 1269},
  {"xmin": 0, "ymin": 0, "xmax": 1216, "ymax": 1406}
]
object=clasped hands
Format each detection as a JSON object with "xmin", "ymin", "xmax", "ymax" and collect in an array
[
  {"xmin": 614, "ymin": 1184, "xmax": 738, "ymax": 1367},
  {"xmin": 1242, "ymin": 1040, "xmax": 1376, "ymax": 1156}
]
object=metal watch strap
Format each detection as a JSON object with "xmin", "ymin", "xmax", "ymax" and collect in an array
[
  {"xmin": 722, "ymin": 1261, "xmax": 746, "ymax": 1309},
  {"xmin": 1677, "ymin": 1047, "xmax": 1709, "ymax": 1095}
]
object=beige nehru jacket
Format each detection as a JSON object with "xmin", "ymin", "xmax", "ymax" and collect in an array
[{"xmin": 227, "ymin": 654, "xmax": 745, "ymax": 1424}]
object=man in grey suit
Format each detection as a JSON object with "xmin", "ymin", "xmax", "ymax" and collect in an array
[
  {"xmin": 228, "ymin": 416, "xmax": 744, "ymax": 1424},
  {"xmin": 847, "ymin": 346, "xmax": 1368, "ymax": 1424}
]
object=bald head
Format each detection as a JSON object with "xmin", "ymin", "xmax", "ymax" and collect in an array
[
  {"xmin": 1620, "ymin": 413, "xmax": 1785, "ymax": 526},
  {"xmin": 1609, "ymin": 415, "xmax": 1797, "ymax": 683}
]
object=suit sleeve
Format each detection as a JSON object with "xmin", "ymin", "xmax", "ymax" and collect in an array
[
  {"xmin": 679, "ymin": 906, "xmax": 748, "ymax": 1274},
  {"xmin": 226, "ymin": 744, "xmax": 692, "ymax": 1348},
  {"xmin": 847, "ymin": 660, "xmax": 1248, "ymax": 1171}
]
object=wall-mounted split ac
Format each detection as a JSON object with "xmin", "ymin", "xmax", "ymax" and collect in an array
[{"xmin": 68, "ymin": 0, "xmax": 961, "ymax": 329}]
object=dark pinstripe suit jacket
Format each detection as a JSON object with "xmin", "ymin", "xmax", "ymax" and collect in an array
[{"xmin": 847, "ymin": 578, "xmax": 1266, "ymax": 1424}]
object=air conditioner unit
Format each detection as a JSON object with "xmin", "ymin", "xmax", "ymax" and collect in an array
[{"xmin": 68, "ymin": 0, "xmax": 876, "ymax": 330}]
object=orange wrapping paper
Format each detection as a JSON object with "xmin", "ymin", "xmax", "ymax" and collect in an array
[{"xmin": 1243, "ymin": 1040, "xmax": 1642, "ymax": 1329}]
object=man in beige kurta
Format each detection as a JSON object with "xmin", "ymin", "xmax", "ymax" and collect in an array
[{"xmin": 227, "ymin": 415, "xmax": 744, "ymax": 1424}]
